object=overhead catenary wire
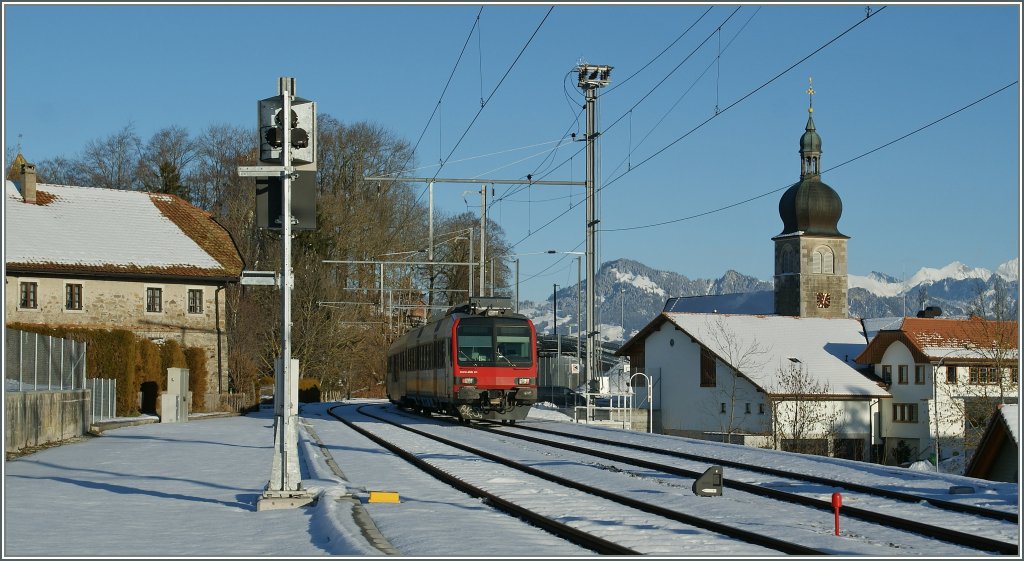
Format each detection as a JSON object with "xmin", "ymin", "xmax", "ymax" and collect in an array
[
  {"xmin": 507, "ymin": 6, "xmax": 886, "ymax": 250},
  {"xmin": 430, "ymin": 6, "xmax": 554, "ymax": 184},
  {"xmin": 495, "ymin": 7, "xmax": 742, "ymax": 207},
  {"xmin": 603, "ymin": 5, "xmax": 887, "ymax": 190},
  {"xmin": 602, "ymin": 80, "xmax": 1017, "ymax": 233}
]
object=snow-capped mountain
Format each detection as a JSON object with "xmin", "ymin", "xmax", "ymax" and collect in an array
[{"xmin": 521, "ymin": 258, "xmax": 1019, "ymax": 345}]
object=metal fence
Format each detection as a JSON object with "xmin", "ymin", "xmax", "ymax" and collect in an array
[
  {"xmin": 88, "ymin": 378, "xmax": 117, "ymax": 421},
  {"xmin": 5, "ymin": 328, "xmax": 87, "ymax": 392}
]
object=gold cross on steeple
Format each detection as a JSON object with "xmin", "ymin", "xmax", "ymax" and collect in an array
[{"xmin": 806, "ymin": 77, "xmax": 815, "ymax": 113}]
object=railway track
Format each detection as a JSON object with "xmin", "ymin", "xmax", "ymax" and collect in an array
[
  {"xmin": 328, "ymin": 404, "xmax": 824, "ymax": 555},
  {"xmin": 469, "ymin": 420, "xmax": 1018, "ymax": 555},
  {"xmin": 503, "ymin": 421, "xmax": 1018, "ymax": 523}
]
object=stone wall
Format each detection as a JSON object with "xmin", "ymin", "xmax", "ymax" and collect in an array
[
  {"xmin": 6, "ymin": 274, "xmax": 228, "ymax": 406},
  {"xmin": 5, "ymin": 389, "xmax": 91, "ymax": 453}
]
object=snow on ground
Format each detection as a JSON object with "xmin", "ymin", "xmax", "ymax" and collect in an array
[{"xmin": 3, "ymin": 400, "xmax": 1019, "ymax": 557}]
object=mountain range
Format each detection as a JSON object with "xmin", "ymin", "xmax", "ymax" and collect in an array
[{"xmin": 519, "ymin": 257, "xmax": 1020, "ymax": 344}]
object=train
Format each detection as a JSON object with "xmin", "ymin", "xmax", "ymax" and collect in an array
[{"xmin": 386, "ymin": 296, "xmax": 537, "ymax": 424}]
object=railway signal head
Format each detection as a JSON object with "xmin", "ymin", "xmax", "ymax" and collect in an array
[{"xmin": 258, "ymin": 95, "xmax": 316, "ymax": 166}]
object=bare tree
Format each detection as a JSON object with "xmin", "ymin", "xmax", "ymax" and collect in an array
[
  {"xmin": 767, "ymin": 362, "xmax": 842, "ymax": 456},
  {"xmin": 702, "ymin": 316, "xmax": 769, "ymax": 444},
  {"xmin": 936, "ymin": 313, "xmax": 1018, "ymax": 463},
  {"xmin": 78, "ymin": 123, "xmax": 143, "ymax": 190},
  {"xmin": 34, "ymin": 155, "xmax": 86, "ymax": 186}
]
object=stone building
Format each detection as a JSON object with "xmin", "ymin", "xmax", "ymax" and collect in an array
[{"xmin": 4, "ymin": 156, "xmax": 243, "ymax": 409}]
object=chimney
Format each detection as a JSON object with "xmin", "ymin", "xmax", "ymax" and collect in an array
[{"xmin": 21, "ymin": 162, "xmax": 37, "ymax": 204}]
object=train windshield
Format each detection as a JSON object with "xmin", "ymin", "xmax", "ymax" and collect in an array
[{"xmin": 456, "ymin": 317, "xmax": 533, "ymax": 367}]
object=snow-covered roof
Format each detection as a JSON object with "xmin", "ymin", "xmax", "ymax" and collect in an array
[
  {"xmin": 5, "ymin": 181, "xmax": 242, "ymax": 280},
  {"xmin": 663, "ymin": 291, "xmax": 773, "ymax": 315},
  {"xmin": 663, "ymin": 313, "xmax": 888, "ymax": 398},
  {"xmin": 862, "ymin": 316, "xmax": 903, "ymax": 342}
]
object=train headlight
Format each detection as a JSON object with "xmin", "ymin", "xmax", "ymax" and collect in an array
[
  {"xmin": 516, "ymin": 378, "xmax": 532, "ymax": 385},
  {"xmin": 460, "ymin": 377, "xmax": 477, "ymax": 385}
]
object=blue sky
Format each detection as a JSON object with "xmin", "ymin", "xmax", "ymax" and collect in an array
[{"xmin": 3, "ymin": 2, "xmax": 1020, "ymax": 302}]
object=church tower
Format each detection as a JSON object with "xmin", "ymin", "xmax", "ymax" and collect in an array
[{"xmin": 773, "ymin": 79, "xmax": 849, "ymax": 318}]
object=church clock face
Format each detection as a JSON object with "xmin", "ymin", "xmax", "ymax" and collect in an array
[{"xmin": 816, "ymin": 292, "xmax": 831, "ymax": 309}]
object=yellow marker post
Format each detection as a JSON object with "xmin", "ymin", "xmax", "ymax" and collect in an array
[{"xmin": 368, "ymin": 491, "xmax": 400, "ymax": 503}]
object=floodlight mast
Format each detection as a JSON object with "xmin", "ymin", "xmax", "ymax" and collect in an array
[{"xmin": 579, "ymin": 63, "xmax": 612, "ymax": 391}]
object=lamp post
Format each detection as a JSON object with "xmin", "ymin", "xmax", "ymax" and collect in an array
[{"xmin": 553, "ymin": 284, "xmax": 559, "ymax": 337}]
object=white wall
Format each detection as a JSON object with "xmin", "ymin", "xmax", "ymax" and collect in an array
[
  {"xmin": 646, "ymin": 322, "xmax": 768, "ymax": 437},
  {"xmin": 647, "ymin": 320, "xmax": 874, "ymax": 457}
]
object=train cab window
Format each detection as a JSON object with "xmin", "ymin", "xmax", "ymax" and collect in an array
[
  {"xmin": 496, "ymin": 324, "xmax": 532, "ymax": 366},
  {"xmin": 456, "ymin": 317, "xmax": 533, "ymax": 367},
  {"xmin": 457, "ymin": 321, "xmax": 494, "ymax": 364}
]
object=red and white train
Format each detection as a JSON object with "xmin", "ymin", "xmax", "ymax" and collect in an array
[{"xmin": 386, "ymin": 297, "xmax": 537, "ymax": 423}]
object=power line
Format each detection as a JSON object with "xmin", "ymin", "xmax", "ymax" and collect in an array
[
  {"xmin": 601, "ymin": 80, "xmax": 1017, "ymax": 233},
  {"xmin": 604, "ymin": 5, "xmax": 887, "ymax": 189},
  {"xmin": 605, "ymin": 6, "xmax": 761, "ymax": 182},
  {"xmin": 430, "ymin": 6, "xmax": 554, "ymax": 183},
  {"xmin": 509, "ymin": 6, "xmax": 885, "ymax": 249},
  {"xmin": 604, "ymin": 6, "xmax": 715, "ymax": 96},
  {"xmin": 378, "ymin": 8, "xmax": 484, "ymax": 251},
  {"xmin": 495, "ymin": 7, "xmax": 741, "ymax": 207}
]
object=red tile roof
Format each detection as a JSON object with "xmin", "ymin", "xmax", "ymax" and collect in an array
[{"xmin": 856, "ymin": 317, "xmax": 1018, "ymax": 364}]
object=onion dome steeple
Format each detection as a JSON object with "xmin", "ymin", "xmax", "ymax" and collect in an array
[{"xmin": 777, "ymin": 78, "xmax": 846, "ymax": 238}]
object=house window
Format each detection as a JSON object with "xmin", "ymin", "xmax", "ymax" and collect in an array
[
  {"xmin": 720, "ymin": 402, "xmax": 726, "ymax": 414},
  {"xmin": 892, "ymin": 403, "xmax": 918, "ymax": 423},
  {"xmin": 700, "ymin": 347, "xmax": 716, "ymax": 387},
  {"xmin": 881, "ymin": 365, "xmax": 892, "ymax": 385},
  {"xmin": 66, "ymin": 284, "xmax": 83, "ymax": 311},
  {"xmin": 898, "ymin": 365, "xmax": 909, "ymax": 384},
  {"xmin": 187, "ymin": 289, "xmax": 204, "ymax": 314},
  {"xmin": 969, "ymin": 367, "xmax": 1002, "ymax": 385},
  {"xmin": 946, "ymin": 366, "xmax": 957, "ymax": 383},
  {"xmin": 745, "ymin": 403, "xmax": 751, "ymax": 414},
  {"xmin": 146, "ymin": 287, "xmax": 163, "ymax": 313},
  {"xmin": 914, "ymin": 365, "xmax": 925, "ymax": 384},
  {"xmin": 758, "ymin": 403, "xmax": 765, "ymax": 415},
  {"xmin": 19, "ymin": 282, "xmax": 38, "ymax": 309}
]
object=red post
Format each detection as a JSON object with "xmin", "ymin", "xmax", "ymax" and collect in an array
[{"xmin": 831, "ymin": 492, "xmax": 843, "ymax": 536}]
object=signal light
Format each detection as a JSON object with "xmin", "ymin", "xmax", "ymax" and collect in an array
[
  {"xmin": 258, "ymin": 95, "xmax": 316, "ymax": 165},
  {"xmin": 460, "ymin": 377, "xmax": 477, "ymax": 385},
  {"xmin": 516, "ymin": 378, "xmax": 531, "ymax": 385}
]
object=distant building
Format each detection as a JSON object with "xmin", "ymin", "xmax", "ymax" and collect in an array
[
  {"xmin": 4, "ymin": 156, "xmax": 243, "ymax": 409},
  {"xmin": 855, "ymin": 316, "xmax": 1019, "ymax": 465},
  {"xmin": 618, "ymin": 312, "xmax": 888, "ymax": 459}
]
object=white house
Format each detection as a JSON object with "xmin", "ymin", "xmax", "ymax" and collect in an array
[
  {"xmin": 855, "ymin": 316, "xmax": 1019, "ymax": 465},
  {"xmin": 617, "ymin": 312, "xmax": 890, "ymax": 460}
]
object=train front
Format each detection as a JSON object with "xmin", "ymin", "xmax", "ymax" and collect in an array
[{"xmin": 450, "ymin": 301, "xmax": 537, "ymax": 422}]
